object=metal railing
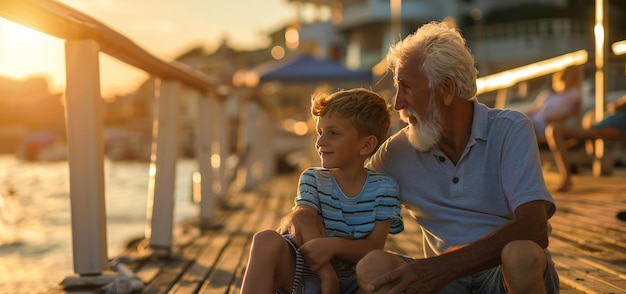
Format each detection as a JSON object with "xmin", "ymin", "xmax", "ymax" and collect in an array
[{"xmin": 0, "ymin": 0, "xmax": 274, "ymax": 287}]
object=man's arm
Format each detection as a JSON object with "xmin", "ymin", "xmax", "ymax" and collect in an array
[
  {"xmin": 430, "ymin": 200, "xmax": 549, "ymax": 276},
  {"xmin": 368, "ymin": 200, "xmax": 549, "ymax": 293}
]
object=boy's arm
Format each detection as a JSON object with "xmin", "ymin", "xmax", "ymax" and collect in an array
[
  {"xmin": 332, "ymin": 220, "xmax": 391, "ymax": 262},
  {"xmin": 299, "ymin": 221, "xmax": 391, "ymax": 272},
  {"xmin": 277, "ymin": 205, "xmax": 324, "ymax": 247}
]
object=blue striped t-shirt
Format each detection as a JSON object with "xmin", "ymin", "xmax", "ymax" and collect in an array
[{"xmin": 295, "ymin": 167, "xmax": 404, "ymax": 238}]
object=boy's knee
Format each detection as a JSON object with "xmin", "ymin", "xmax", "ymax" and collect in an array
[{"xmin": 252, "ymin": 230, "xmax": 283, "ymax": 248}]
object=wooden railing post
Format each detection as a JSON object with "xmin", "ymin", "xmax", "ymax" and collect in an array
[
  {"xmin": 146, "ymin": 79, "xmax": 181, "ymax": 256},
  {"xmin": 62, "ymin": 39, "xmax": 111, "ymax": 284},
  {"xmin": 592, "ymin": 0, "xmax": 608, "ymax": 177},
  {"xmin": 215, "ymin": 100, "xmax": 230, "ymax": 198},
  {"xmin": 195, "ymin": 94, "xmax": 219, "ymax": 228},
  {"xmin": 234, "ymin": 96, "xmax": 275, "ymax": 190},
  {"xmin": 235, "ymin": 98, "xmax": 258, "ymax": 191},
  {"xmin": 258, "ymin": 107, "xmax": 275, "ymax": 180}
]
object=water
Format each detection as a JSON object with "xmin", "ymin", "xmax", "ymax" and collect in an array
[{"xmin": 0, "ymin": 155, "xmax": 199, "ymax": 293}]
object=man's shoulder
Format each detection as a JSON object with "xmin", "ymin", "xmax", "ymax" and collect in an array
[
  {"xmin": 382, "ymin": 127, "xmax": 411, "ymax": 148},
  {"xmin": 486, "ymin": 106, "xmax": 530, "ymax": 125},
  {"xmin": 471, "ymin": 101, "xmax": 531, "ymax": 140},
  {"xmin": 373, "ymin": 128, "xmax": 415, "ymax": 165}
]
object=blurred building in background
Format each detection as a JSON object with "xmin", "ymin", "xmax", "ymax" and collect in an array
[
  {"xmin": 0, "ymin": 76, "xmax": 65, "ymax": 159},
  {"xmin": 2, "ymin": 0, "xmax": 625, "ymax": 168}
]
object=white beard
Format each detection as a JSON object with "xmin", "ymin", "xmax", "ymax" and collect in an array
[{"xmin": 399, "ymin": 103, "xmax": 442, "ymax": 152}]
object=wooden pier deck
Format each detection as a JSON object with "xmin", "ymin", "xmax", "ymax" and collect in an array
[{"xmin": 52, "ymin": 166, "xmax": 626, "ymax": 294}]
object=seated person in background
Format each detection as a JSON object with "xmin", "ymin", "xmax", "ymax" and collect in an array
[
  {"xmin": 241, "ymin": 88, "xmax": 403, "ymax": 294},
  {"xmin": 525, "ymin": 65, "xmax": 583, "ymax": 144},
  {"xmin": 545, "ymin": 95, "xmax": 626, "ymax": 192}
]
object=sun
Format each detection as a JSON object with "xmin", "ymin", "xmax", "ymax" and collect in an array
[{"xmin": 0, "ymin": 18, "xmax": 65, "ymax": 90}]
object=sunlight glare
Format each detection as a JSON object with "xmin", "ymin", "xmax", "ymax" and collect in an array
[{"xmin": 0, "ymin": 19, "xmax": 65, "ymax": 91}]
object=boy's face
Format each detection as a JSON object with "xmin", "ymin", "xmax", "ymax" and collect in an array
[{"xmin": 315, "ymin": 113, "xmax": 364, "ymax": 169}]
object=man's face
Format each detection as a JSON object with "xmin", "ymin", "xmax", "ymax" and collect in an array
[
  {"xmin": 400, "ymin": 94, "xmax": 442, "ymax": 152},
  {"xmin": 393, "ymin": 55, "xmax": 443, "ymax": 151}
]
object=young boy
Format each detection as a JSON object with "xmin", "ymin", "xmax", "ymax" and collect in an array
[{"xmin": 241, "ymin": 88, "xmax": 404, "ymax": 294}]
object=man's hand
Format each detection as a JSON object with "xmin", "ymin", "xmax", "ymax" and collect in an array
[{"xmin": 368, "ymin": 259, "xmax": 449, "ymax": 294}]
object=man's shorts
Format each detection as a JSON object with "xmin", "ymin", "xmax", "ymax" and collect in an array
[
  {"xmin": 282, "ymin": 234, "xmax": 359, "ymax": 294},
  {"xmin": 399, "ymin": 249, "xmax": 559, "ymax": 294}
]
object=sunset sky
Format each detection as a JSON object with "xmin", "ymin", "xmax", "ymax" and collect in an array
[{"xmin": 0, "ymin": 0, "xmax": 296, "ymax": 97}]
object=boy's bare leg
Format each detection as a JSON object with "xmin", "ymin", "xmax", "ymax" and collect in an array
[
  {"xmin": 241, "ymin": 230, "xmax": 296, "ymax": 294},
  {"xmin": 318, "ymin": 263, "xmax": 339, "ymax": 294}
]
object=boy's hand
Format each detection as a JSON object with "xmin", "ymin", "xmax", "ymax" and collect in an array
[{"xmin": 299, "ymin": 238, "xmax": 335, "ymax": 272}]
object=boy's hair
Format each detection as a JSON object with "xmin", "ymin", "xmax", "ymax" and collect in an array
[{"xmin": 311, "ymin": 88, "xmax": 390, "ymax": 153}]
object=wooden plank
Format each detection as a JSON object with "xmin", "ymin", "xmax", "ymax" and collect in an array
[
  {"xmin": 163, "ymin": 176, "xmax": 282, "ymax": 293},
  {"xmin": 198, "ymin": 234, "xmax": 249, "ymax": 293},
  {"xmin": 142, "ymin": 260, "xmax": 190, "ymax": 293},
  {"xmin": 552, "ymin": 253, "xmax": 626, "ymax": 294},
  {"xmin": 194, "ymin": 201, "xmax": 249, "ymax": 291},
  {"xmin": 165, "ymin": 207, "xmax": 235, "ymax": 293},
  {"xmin": 102, "ymin": 169, "xmax": 626, "ymax": 294},
  {"xmin": 168, "ymin": 233, "xmax": 230, "ymax": 294},
  {"xmin": 134, "ymin": 260, "xmax": 167, "ymax": 285}
]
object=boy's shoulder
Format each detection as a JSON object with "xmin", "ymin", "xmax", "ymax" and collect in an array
[
  {"xmin": 365, "ymin": 169, "xmax": 398, "ymax": 185},
  {"xmin": 302, "ymin": 167, "xmax": 331, "ymax": 178}
]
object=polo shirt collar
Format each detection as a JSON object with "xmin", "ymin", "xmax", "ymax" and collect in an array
[{"xmin": 471, "ymin": 99, "xmax": 489, "ymax": 142}]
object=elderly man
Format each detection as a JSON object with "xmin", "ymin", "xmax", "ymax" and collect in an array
[{"xmin": 282, "ymin": 21, "xmax": 559, "ymax": 294}]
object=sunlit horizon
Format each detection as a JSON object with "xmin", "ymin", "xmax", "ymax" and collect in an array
[{"xmin": 0, "ymin": 0, "xmax": 296, "ymax": 97}]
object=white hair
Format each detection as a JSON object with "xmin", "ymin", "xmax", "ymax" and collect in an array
[{"xmin": 387, "ymin": 21, "xmax": 478, "ymax": 101}]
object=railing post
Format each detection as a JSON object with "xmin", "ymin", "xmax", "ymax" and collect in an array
[
  {"xmin": 62, "ymin": 39, "xmax": 112, "ymax": 284},
  {"xmin": 258, "ymin": 105, "xmax": 275, "ymax": 180},
  {"xmin": 592, "ymin": 0, "xmax": 608, "ymax": 177},
  {"xmin": 194, "ymin": 94, "xmax": 220, "ymax": 228},
  {"xmin": 215, "ymin": 100, "xmax": 230, "ymax": 198},
  {"xmin": 235, "ymin": 97, "xmax": 258, "ymax": 190},
  {"xmin": 146, "ymin": 79, "xmax": 180, "ymax": 256}
]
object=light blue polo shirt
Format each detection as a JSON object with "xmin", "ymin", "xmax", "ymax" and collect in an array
[{"xmin": 368, "ymin": 99, "xmax": 555, "ymax": 257}]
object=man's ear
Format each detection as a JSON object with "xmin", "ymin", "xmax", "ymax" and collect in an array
[
  {"xmin": 360, "ymin": 135, "xmax": 378, "ymax": 156},
  {"xmin": 440, "ymin": 77, "xmax": 456, "ymax": 106}
]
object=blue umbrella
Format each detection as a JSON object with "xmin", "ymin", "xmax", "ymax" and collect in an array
[{"xmin": 253, "ymin": 54, "xmax": 372, "ymax": 83}]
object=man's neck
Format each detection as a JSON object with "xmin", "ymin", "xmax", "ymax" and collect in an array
[{"xmin": 439, "ymin": 100, "xmax": 474, "ymax": 165}]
